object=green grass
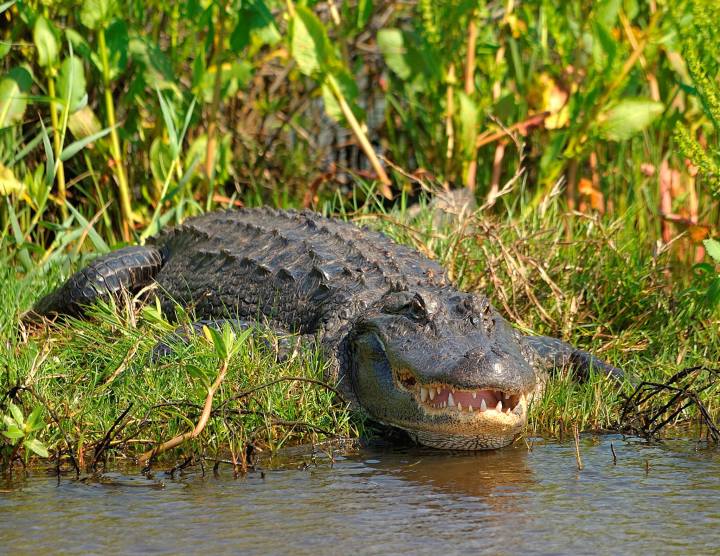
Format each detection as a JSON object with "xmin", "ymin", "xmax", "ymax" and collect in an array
[
  {"xmin": 1, "ymin": 196, "xmax": 718, "ymax": 471},
  {"xmin": 367, "ymin": 195, "xmax": 719, "ymax": 438},
  {"xmin": 0, "ymin": 265, "xmax": 358, "ymax": 471},
  {"xmin": 1, "ymin": 0, "xmax": 719, "ymax": 472}
]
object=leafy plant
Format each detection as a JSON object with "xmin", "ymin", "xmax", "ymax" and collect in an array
[
  {"xmin": 2, "ymin": 402, "xmax": 49, "ymax": 465},
  {"xmin": 670, "ymin": 0, "xmax": 720, "ymax": 307}
]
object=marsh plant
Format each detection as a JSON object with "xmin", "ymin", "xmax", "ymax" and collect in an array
[{"xmin": 0, "ymin": 0, "xmax": 719, "ymax": 467}]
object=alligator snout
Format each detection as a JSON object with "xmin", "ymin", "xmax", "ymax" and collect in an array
[{"xmin": 444, "ymin": 342, "xmax": 537, "ymax": 395}]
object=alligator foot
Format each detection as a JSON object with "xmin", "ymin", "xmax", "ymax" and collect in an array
[
  {"xmin": 151, "ymin": 319, "xmax": 303, "ymax": 363},
  {"xmin": 523, "ymin": 335, "xmax": 625, "ymax": 382},
  {"xmin": 30, "ymin": 246, "xmax": 163, "ymax": 318}
]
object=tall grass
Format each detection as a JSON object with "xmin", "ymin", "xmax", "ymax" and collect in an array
[{"xmin": 2, "ymin": 194, "xmax": 718, "ymax": 469}]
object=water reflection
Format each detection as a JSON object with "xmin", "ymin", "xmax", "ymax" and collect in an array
[
  {"xmin": 367, "ymin": 444, "xmax": 535, "ymax": 498},
  {"xmin": 1, "ymin": 437, "xmax": 719, "ymax": 555}
]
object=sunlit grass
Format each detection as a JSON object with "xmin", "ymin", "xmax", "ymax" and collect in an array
[{"xmin": 1, "ymin": 196, "xmax": 718, "ymax": 470}]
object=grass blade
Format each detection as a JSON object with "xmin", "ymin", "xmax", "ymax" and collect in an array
[
  {"xmin": 38, "ymin": 118, "xmax": 56, "ymax": 186},
  {"xmin": 66, "ymin": 202, "xmax": 110, "ymax": 253},
  {"xmin": 156, "ymin": 88, "xmax": 178, "ymax": 156},
  {"xmin": 6, "ymin": 200, "xmax": 33, "ymax": 272},
  {"xmin": 60, "ymin": 125, "xmax": 115, "ymax": 161},
  {"xmin": 0, "ymin": 0, "xmax": 16, "ymax": 15}
]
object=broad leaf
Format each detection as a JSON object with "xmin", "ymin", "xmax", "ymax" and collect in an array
[
  {"xmin": 595, "ymin": 0, "xmax": 622, "ymax": 29},
  {"xmin": 377, "ymin": 29, "xmax": 412, "ymax": 80},
  {"xmin": 80, "ymin": 0, "xmax": 118, "ymax": 30},
  {"xmin": 0, "ymin": 67, "xmax": 32, "ymax": 127},
  {"xmin": 34, "ymin": 16, "xmax": 59, "ymax": 67},
  {"xmin": 186, "ymin": 364, "xmax": 211, "ymax": 388},
  {"xmin": 57, "ymin": 56, "xmax": 87, "ymax": 113},
  {"xmin": 25, "ymin": 406, "xmax": 45, "ymax": 433},
  {"xmin": 290, "ymin": 6, "xmax": 332, "ymax": 76},
  {"xmin": 3, "ymin": 425, "xmax": 24, "ymax": 440},
  {"xmin": 105, "ymin": 19, "xmax": 129, "ymax": 80},
  {"xmin": 598, "ymin": 99, "xmax": 664, "ymax": 141},
  {"xmin": 230, "ymin": 0, "xmax": 280, "ymax": 52},
  {"xmin": 0, "ymin": 1, "xmax": 17, "ymax": 16},
  {"xmin": 203, "ymin": 325, "xmax": 227, "ymax": 360},
  {"xmin": 704, "ymin": 238, "xmax": 720, "ymax": 264},
  {"xmin": 8, "ymin": 403, "xmax": 24, "ymax": 428},
  {"xmin": 23, "ymin": 438, "xmax": 49, "ymax": 458},
  {"xmin": 67, "ymin": 105, "xmax": 102, "ymax": 140}
]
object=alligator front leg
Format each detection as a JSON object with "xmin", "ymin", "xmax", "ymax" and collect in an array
[
  {"xmin": 523, "ymin": 335, "xmax": 624, "ymax": 382},
  {"xmin": 31, "ymin": 246, "xmax": 163, "ymax": 317}
]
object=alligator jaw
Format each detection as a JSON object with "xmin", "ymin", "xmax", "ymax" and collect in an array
[
  {"xmin": 396, "ymin": 369, "xmax": 526, "ymax": 417},
  {"xmin": 391, "ymin": 368, "xmax": 530, "ymax": 450}
]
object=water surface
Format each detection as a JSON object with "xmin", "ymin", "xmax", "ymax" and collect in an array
[{"xmin": 1, "ymin": 435, "xmax": 719, "ymax": 555}]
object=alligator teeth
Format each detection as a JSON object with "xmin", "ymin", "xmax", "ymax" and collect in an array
[
  {"xmin": 420, "ymin": 387, "xmax": 428, "ymax": 403},
  {"xmin": 468, "ymin": 404, "xmax": 473, "ymax": 412},
  {"xmin": 457, "ymin": 402, "xmax": 462, "ymax": 411},
  {"xmin": 447, "ymin": 392, "xmax": 455, "ymax": 407},
  {"xmin": 504, "ymin": 392, "xmax": 510, "ymax": 400},
  {"xmin": 472, "ymin": 392, "xmax": 477, "ymax": 399},
  {"xmin": 428, "ymin": 388, "xmax": 435, "ymax": 401},
  {"xmin": 496, "ymin": 400, "xmax": 503, "ymax": 412},
  {"xmin": 437, "ymin": 387, "xmax": 442, "ymax": 395},
  {"xmin": 480, "ymin": 399, "xmax": 487, "ymax": 412}
]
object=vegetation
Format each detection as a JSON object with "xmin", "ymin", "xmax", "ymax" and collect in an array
[{"xmin": 0, "ymin": 0, "xmax": 719, "ymax": 469}]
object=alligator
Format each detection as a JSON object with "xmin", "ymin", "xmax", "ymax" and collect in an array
[{"xmin": 32, "ymin": 208, "xmax": 622, "ymax": 450}]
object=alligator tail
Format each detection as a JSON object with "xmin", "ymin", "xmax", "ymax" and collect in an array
[{"xmin": 30, "ymin": 246, "xmax": 163, "ymax": 318}]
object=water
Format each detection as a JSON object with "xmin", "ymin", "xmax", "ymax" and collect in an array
[{"xmin": 1, "ymin": 435, "xmax": 719, "ymax": 555}]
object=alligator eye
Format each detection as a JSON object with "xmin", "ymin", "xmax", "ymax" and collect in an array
[{"xmin": 381, "ymin": 292, "xmax": 433, "ymax": 322}]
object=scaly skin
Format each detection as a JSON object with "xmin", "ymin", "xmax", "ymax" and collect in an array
[{"xmin": 33, "ymin": 208, "xmax": 622, "ymax": 450}]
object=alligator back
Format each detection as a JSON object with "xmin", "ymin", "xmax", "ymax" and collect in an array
[{"xmin": 150, "ymin": 208, "xmax": 447, "ymax": 335}]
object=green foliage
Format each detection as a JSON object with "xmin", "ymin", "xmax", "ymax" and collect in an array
[
  {"xmin": 597, "ymin": 99, "xmax": 664, "ymax": 142},
  {"xmin": 0, "ymin": 67, "xmax": 32, "ymax": 127},
  {"xmin": 0, "ymin": 0, "xmax": 719, "ymax": 465},
  {"xmin": 0, "ymin": 272, "xmax": 355, "ymax": 467},
  {"xmin": 673, "ymin": 46, "xmax": 720, "ymax": 192},
  {"xmin": 80, "ymin": 0, "xmax": 118, "ymax": 30},
  {"xmin": 668, "ymin": 0, "xmax": 720, "ymax": 308},
  {"xmin": 2, "ymin": 402, "xmax": 49, "ymax": 465},
  {"xmin": 0, "ymin": 0, "xmax": 715, "ymax": 249},
  {"xmin": 56, "ymin": 55, "xmax": 87, "ymax": 113},
  {"xmin": 33, "ymin": 16, "xmax": 59, "ymax": 68},
  {"xmin": 698, "ymin": 238, "xmax": 720, "ymax": 308}
]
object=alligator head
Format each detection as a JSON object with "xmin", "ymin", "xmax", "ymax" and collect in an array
[{"xmin": 349, "ymin": 289, "xmax": 537, "ymax": 450}]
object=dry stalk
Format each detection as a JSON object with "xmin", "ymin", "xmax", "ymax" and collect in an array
[
  {"xmin": 326, "ymin": 75, "xmax": 392, "ymax": 199},
  {"xmin": 445, "ymin": 64, "xmax": 456, "ymax": 188},
  {"xmin": 138, "ymin": 358, "xmax": 230, "ymax": 464},
  {"xmin": 100, "ymin": 342, "xmax": 140, "ymax": 387},
  {"xmin": 573, "ymin": 423, "xmax": 583, "ymax": 471},
  {"xmin": 460, "ymin": 13, "xmax": 479, "ymax": 188},
  {"xmin": 475, "ymin": 112, "xmax": 549, "ymax": 150}
]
